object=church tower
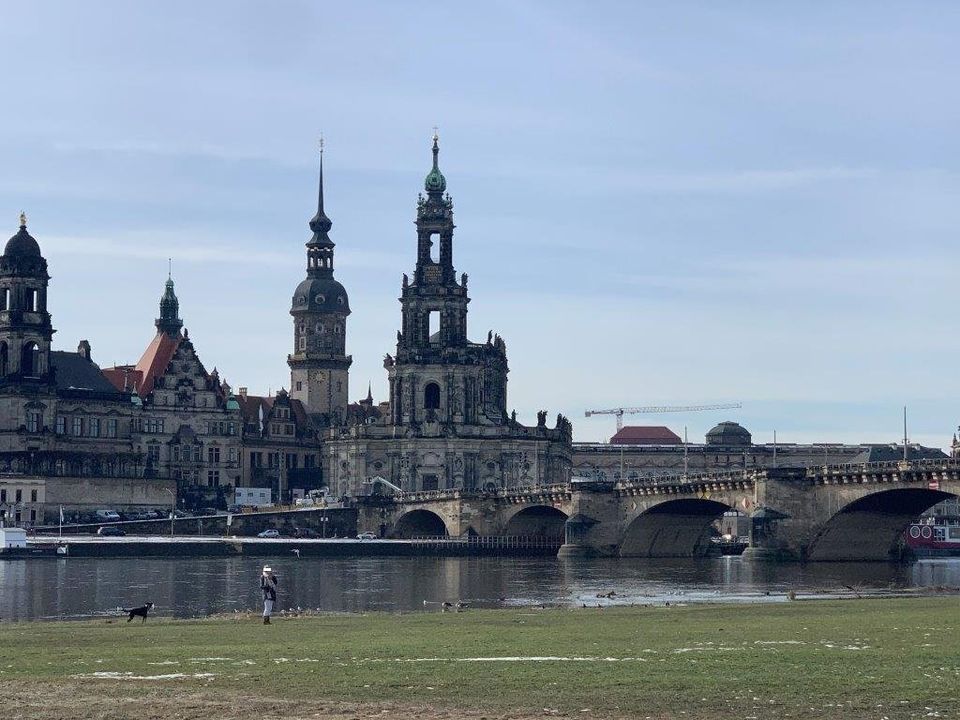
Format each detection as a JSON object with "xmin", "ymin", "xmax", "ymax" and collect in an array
[
  {"xmin": 288, "ymin": 144, "xmax": 352, "ymax": 422},
  {"xmin": 0, "ymin": 213, "xmax": 54, "ymax": 383},
  {"xmin": 388, "ymin": 133, "xmax": 509, "ymax": 430}
]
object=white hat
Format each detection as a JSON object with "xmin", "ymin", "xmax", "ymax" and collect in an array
[{"xmin": 262, "ymin": 566, "xmax": 272, "ymax": 573}]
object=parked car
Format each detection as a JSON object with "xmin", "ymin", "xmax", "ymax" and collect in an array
[
  {"xmin": 97, "ymin": 526, "xmax": 126, "ymax": 537},
  {"xmin": 293, "ymin": 527, "xmax": 320, "ymax": 539},
  {"xmin": 95, "ymin": 510, "xmax": 121, "ymax": 522},
  {"xmin": 356, "ymin": 532, "xmax": 377, "ymax": 540},
  {"xmin": 257, "ymin": 529, "xmax": 281, "ymax": 539}
]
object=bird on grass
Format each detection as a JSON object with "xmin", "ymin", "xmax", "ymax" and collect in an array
[{"xmin": 291, "ymin": 548, "xmax": 301, "ymax": 558}]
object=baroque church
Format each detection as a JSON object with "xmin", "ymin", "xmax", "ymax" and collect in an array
[{"xmin": 0, "ymin": 136, "xmax": 573, "ymax": 524}]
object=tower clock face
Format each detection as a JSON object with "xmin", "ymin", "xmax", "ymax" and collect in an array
[{"xmin": 312, "ymin": 370, "xmax": 327, "ymax": 386}]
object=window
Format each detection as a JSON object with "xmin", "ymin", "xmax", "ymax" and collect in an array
[
  {"xmin": 298, "ymin": 336, "xmax": 306, "ymax": 351},
  {"xmin": 207, "ymin": 470, "xmax": 220, "ymax": 487},
  {"xmin": 30, "ymin": 489, "xmax": 37, "ymax": 502},
  {"xmin": 268, "ymin": 452, "xmax": 279, "ymax": 468},
  {"xmin": 144, "ymin": 418, "xmax": 165, "ymax": 434},
  {"xmin": 21, "ymin": 342, "xmax": 40, "ymax": 377},
  {"xmin": 146, "ymin": 445, "xmax": 160, "ymax": 462},
  {"xmin": 0, "ymin": 342, "xmax": 7, "ymax": 375},
  {"xmin": 173, "ymin": 446, "xmax": 180, "ymax": 462},
  {"xmin": 15, "ymin": 489, "xmax": 22, "ymax": 503},
  {"xmin": 424, "ymin": 383, "xmax": 441, "ymax": 410},
  {"xmin": 428, "ymin": 311, "xmax": 439, "ymax": 342},
  {"xmin": 285, "ymin": 453, "xmax": 298, "ymax": 469},
  {"xmin": 208, "ymin": 446, "xmax": 220, "ymax": 464},
  {"xmin": 89, "ymin": 418, "xmax": 100, "ymax": 438},
  {"xmin": 106, "ymin": 418, "xmax": 117, "ymax": 438},
  {"xmin": 228, "ymin": 422, "xmax": 235, "ymax": 436},
  {"xmin": 71, "ymin": 417, "xmax": 83, "ymax": 437},
  {"xmin": 0, "ymin": 490, "xmax": 4, "ymax": 502},
  {"xmin": 28, "ymin": 288, "xmax": 39, "ymax": 312},
  {"xmin": 304, "ymin": 454, "xmax": 316, "ymax": 468},
  {"xmin": 285, "ymin": 424, "xmax": 294, "ymax": 436},
  {"xmin": 295, "ymin": 381, "xmax": 302, "ymax": 391},
  {"xmin": 0, "ymin": 288, "xmax": 8, "ymax": 310},
  {"xmin": 228, "ymin": 448, "xmax": 236, "ymax": 463},
  {"xmin": 26, "ymin": 411, "xmax": 41, "ymax": 433},
  {"xmin": 193, "ymin": 446, "xmax": 201, "ymax": 462}
]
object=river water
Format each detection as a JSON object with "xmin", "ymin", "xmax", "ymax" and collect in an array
[{"xmin": 1, "ymin": 556, "xmax": 958, "ymax": 622}]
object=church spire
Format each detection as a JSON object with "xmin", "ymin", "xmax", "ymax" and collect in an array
[
  {"xmin": 155, "ymin": 270, "xmax": 183, "ymax": 337},
  {"xmin": 424, "ymin": 128, "xmax": 447, "ymax": 197},
  {"xmin": 308, "ymin": 137, "xmax": 333, "ymax": 247}
]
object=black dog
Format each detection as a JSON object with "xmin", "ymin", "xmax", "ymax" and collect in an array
[{"xmin": 126, "ymin": 602, "xmax": 154, "ymax": 623}]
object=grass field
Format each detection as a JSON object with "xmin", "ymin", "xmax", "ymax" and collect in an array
[{"xmin": 0, "ymin": 598, "xmax": 958, "ymax": 719}]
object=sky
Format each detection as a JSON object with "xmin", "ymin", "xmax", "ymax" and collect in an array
[{"xmin": 1, "ymin": 2, "xmax": 958, "ymax": 448}]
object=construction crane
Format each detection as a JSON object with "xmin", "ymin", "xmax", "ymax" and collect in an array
[{"xmin": 584, "ymin": 403, "xmax": 743, "ymax": 431}]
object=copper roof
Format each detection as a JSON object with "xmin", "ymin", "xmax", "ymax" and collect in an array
[{"xmin": 610, "ymin": 426, "xmax": 682, "ymax": 445}]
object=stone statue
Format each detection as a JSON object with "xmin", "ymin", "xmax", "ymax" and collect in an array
[
  {"xmin": 537, "ymin": 410, "xmax": 547, "ymax": 427},
  {"xmin": 487, "ymin": 330, "xmax": 493, "ymax": 344},
  {"xmin": 511, "ymin": 409, "xmax": 517, "ymax": 423},
  {"xmin": 383, "ymin": 353, "xmax": 394, "ymax": 368},
  {"xmin": 402, "ymin": 273, "xmax": 409, "ymax": 289}
]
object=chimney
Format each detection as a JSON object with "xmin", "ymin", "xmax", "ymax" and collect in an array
[
  {"xmin": 238, "ymin": 387, "xmax": 248, "ymax": 398},
  {"xmin": 77, "ymin": 340, "xmax": 91, "ymax": 361}
]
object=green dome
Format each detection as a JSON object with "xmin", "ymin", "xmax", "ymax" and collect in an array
[
  {"xmin": 424, "ymin": 133, "xmax": 446, "ymax": 194},
  {"xmin": 425, "ymin": 165, "xmax": 446, "ymax": 194}
]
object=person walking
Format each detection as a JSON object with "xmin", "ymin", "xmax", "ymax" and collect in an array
[{"xmin": 260, "ymin": 565, "xmax": 278, "ymax": 624}]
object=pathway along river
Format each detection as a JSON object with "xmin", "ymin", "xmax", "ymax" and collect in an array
[{"xmin": 1, "ymin": 556, "xmax": 959, "ymax": 622}]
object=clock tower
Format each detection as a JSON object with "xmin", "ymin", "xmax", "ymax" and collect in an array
[{"xmin": 288, "ymin": 145, "xmax": 352, "ymax": 423}]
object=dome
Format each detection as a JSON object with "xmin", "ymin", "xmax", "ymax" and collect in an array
[
  {"xmin": 424, "ymin": 165, "xmax": 446, "ymax": 194},
  {"xmin": 705, "ymin": 421, "xmax": 752, "ymax": 446},
  {"xmin": 4, "ymin": 217, "xmax": 42, "ymax": 258},
  {"xmin": 424, "ymin": 133, "xmax": 447, "ymax": 194},
  {"xmin": 291, "ymin": 276, "xmax": 350, "ymax": 314}
]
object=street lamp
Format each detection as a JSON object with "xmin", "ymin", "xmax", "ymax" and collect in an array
[
  {"xmin": 320, "ymin": 513, "xmax": 329, "ymax": 538},
  {"xmin": 164, "ymin": 488, "xmax": 176, "ymax": 537}
]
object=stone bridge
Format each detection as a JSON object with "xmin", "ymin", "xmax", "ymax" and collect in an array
[{"xmin": 357, "ymin": 459, "xmax": 960, "ymax": 561}]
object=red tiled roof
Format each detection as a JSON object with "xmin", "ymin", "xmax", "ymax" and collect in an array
[
  {"xmin": 102, "ymin": 332, "xmax": 181, "ymax": 397},
  {"xmin": 133, "ymin": 332, "xmax": 181, "ymax": 397},
  {"xmin": 610, "ymin": 425, "xmax": 682, "ymax": 445}
]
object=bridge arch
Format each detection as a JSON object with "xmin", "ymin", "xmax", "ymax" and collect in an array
[
  {"xmin": 806, "ymin": 488, "xmax": 955, "ymax": 561},
  {"xmin": 392, "ymin": 509, "xmax": 450, "ymax": 538},
  {"xmin": 502, "ymin": 505, "xmax": 568, "ymax": 539},
  {"xmin": 620, "ymin": 498, "xmax": 732, "ymax": 557}
]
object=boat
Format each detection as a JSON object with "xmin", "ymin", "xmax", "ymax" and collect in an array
[{"xmin": 904, "ymin": 516, "xmax": 960, "ymax": 557}]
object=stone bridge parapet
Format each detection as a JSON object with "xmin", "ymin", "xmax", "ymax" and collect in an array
[{"xmin": 356, "ymin": 459, "xmax": 960, "ymax": 561}]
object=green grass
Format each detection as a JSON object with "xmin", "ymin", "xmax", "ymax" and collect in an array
[{"xmin": 1, "ymin": 599, "xmax": 958, "ymax": 719}]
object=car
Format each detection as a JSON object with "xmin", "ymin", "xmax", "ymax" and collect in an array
[
  {"xmin": 257, "ymin": 529, "xmax": 281, "ymax": 539},
  {"xmin": 97, "ymin": 526, "xmax": 126, "ymax": 537},
  {"xmin": 293, "ymin": 527, "xmax": 320, "ymax": 539},
  {"xmin": 356, "ymin": 532, "xmax": 377, "ymax": 540},
  {"xmin": 95, "ymin": 510, "xmax": 121, "ymax": 521}
]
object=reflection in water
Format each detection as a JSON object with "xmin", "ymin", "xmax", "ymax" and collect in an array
[{"xmin": 0, "ymin": 555, "xmax": 957, "ymax": 622}]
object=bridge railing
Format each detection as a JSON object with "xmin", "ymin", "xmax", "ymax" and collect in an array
[{"xmin": 408, "ymin": 534, "xmax": 563, "ymax": 549}]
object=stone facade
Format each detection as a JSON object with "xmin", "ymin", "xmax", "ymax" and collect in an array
[{"xmin": 572, "ymin": 421, "xmax": 947, "ymax": 483}]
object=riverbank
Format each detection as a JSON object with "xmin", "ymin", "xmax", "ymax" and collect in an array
[{"xmin": 1, "ymin": 598, "xmax": 957, "ymax": 719}]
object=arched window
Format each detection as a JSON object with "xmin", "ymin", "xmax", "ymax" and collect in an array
[
  {"xmin": 0, "ymin": 342, "xmax": 7, "ymax": 376},
  {"xmin": 424, "ymin": 383, "xmax": 441, "ymax": 410},
  {"xmin": 21, "ymin": 342, "xmax": 39, "ymax": 377}
]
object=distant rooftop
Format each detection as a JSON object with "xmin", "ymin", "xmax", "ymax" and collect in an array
[{"xmin": 610, "ymin": 425, "xmax": 682, "ymax": 445}]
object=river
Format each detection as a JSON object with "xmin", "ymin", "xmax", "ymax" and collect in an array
[{"xmin": 1, "ymin": 556, "xmax": 958, "ymax": 622}]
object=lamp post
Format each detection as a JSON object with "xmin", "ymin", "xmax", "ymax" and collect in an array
[
  {"xmin": 321, "ymin": 513, "xmax": 329, "ymax": 539},
  {"xmin": 164, "ymin": 488, "xmax": 175, "ymax": 537}
]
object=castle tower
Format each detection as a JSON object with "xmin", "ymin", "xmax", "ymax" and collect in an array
[
  {"xmin": 0, "ymin": 213, "xmax": 54, "ymax": 383},
  {"xmin": 288, "ymin": 144, "xmax": 352, "ymax": 422},
  {"xmin": 155, "ymin": 270, "xmax": 183, "ymax": 337}
]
